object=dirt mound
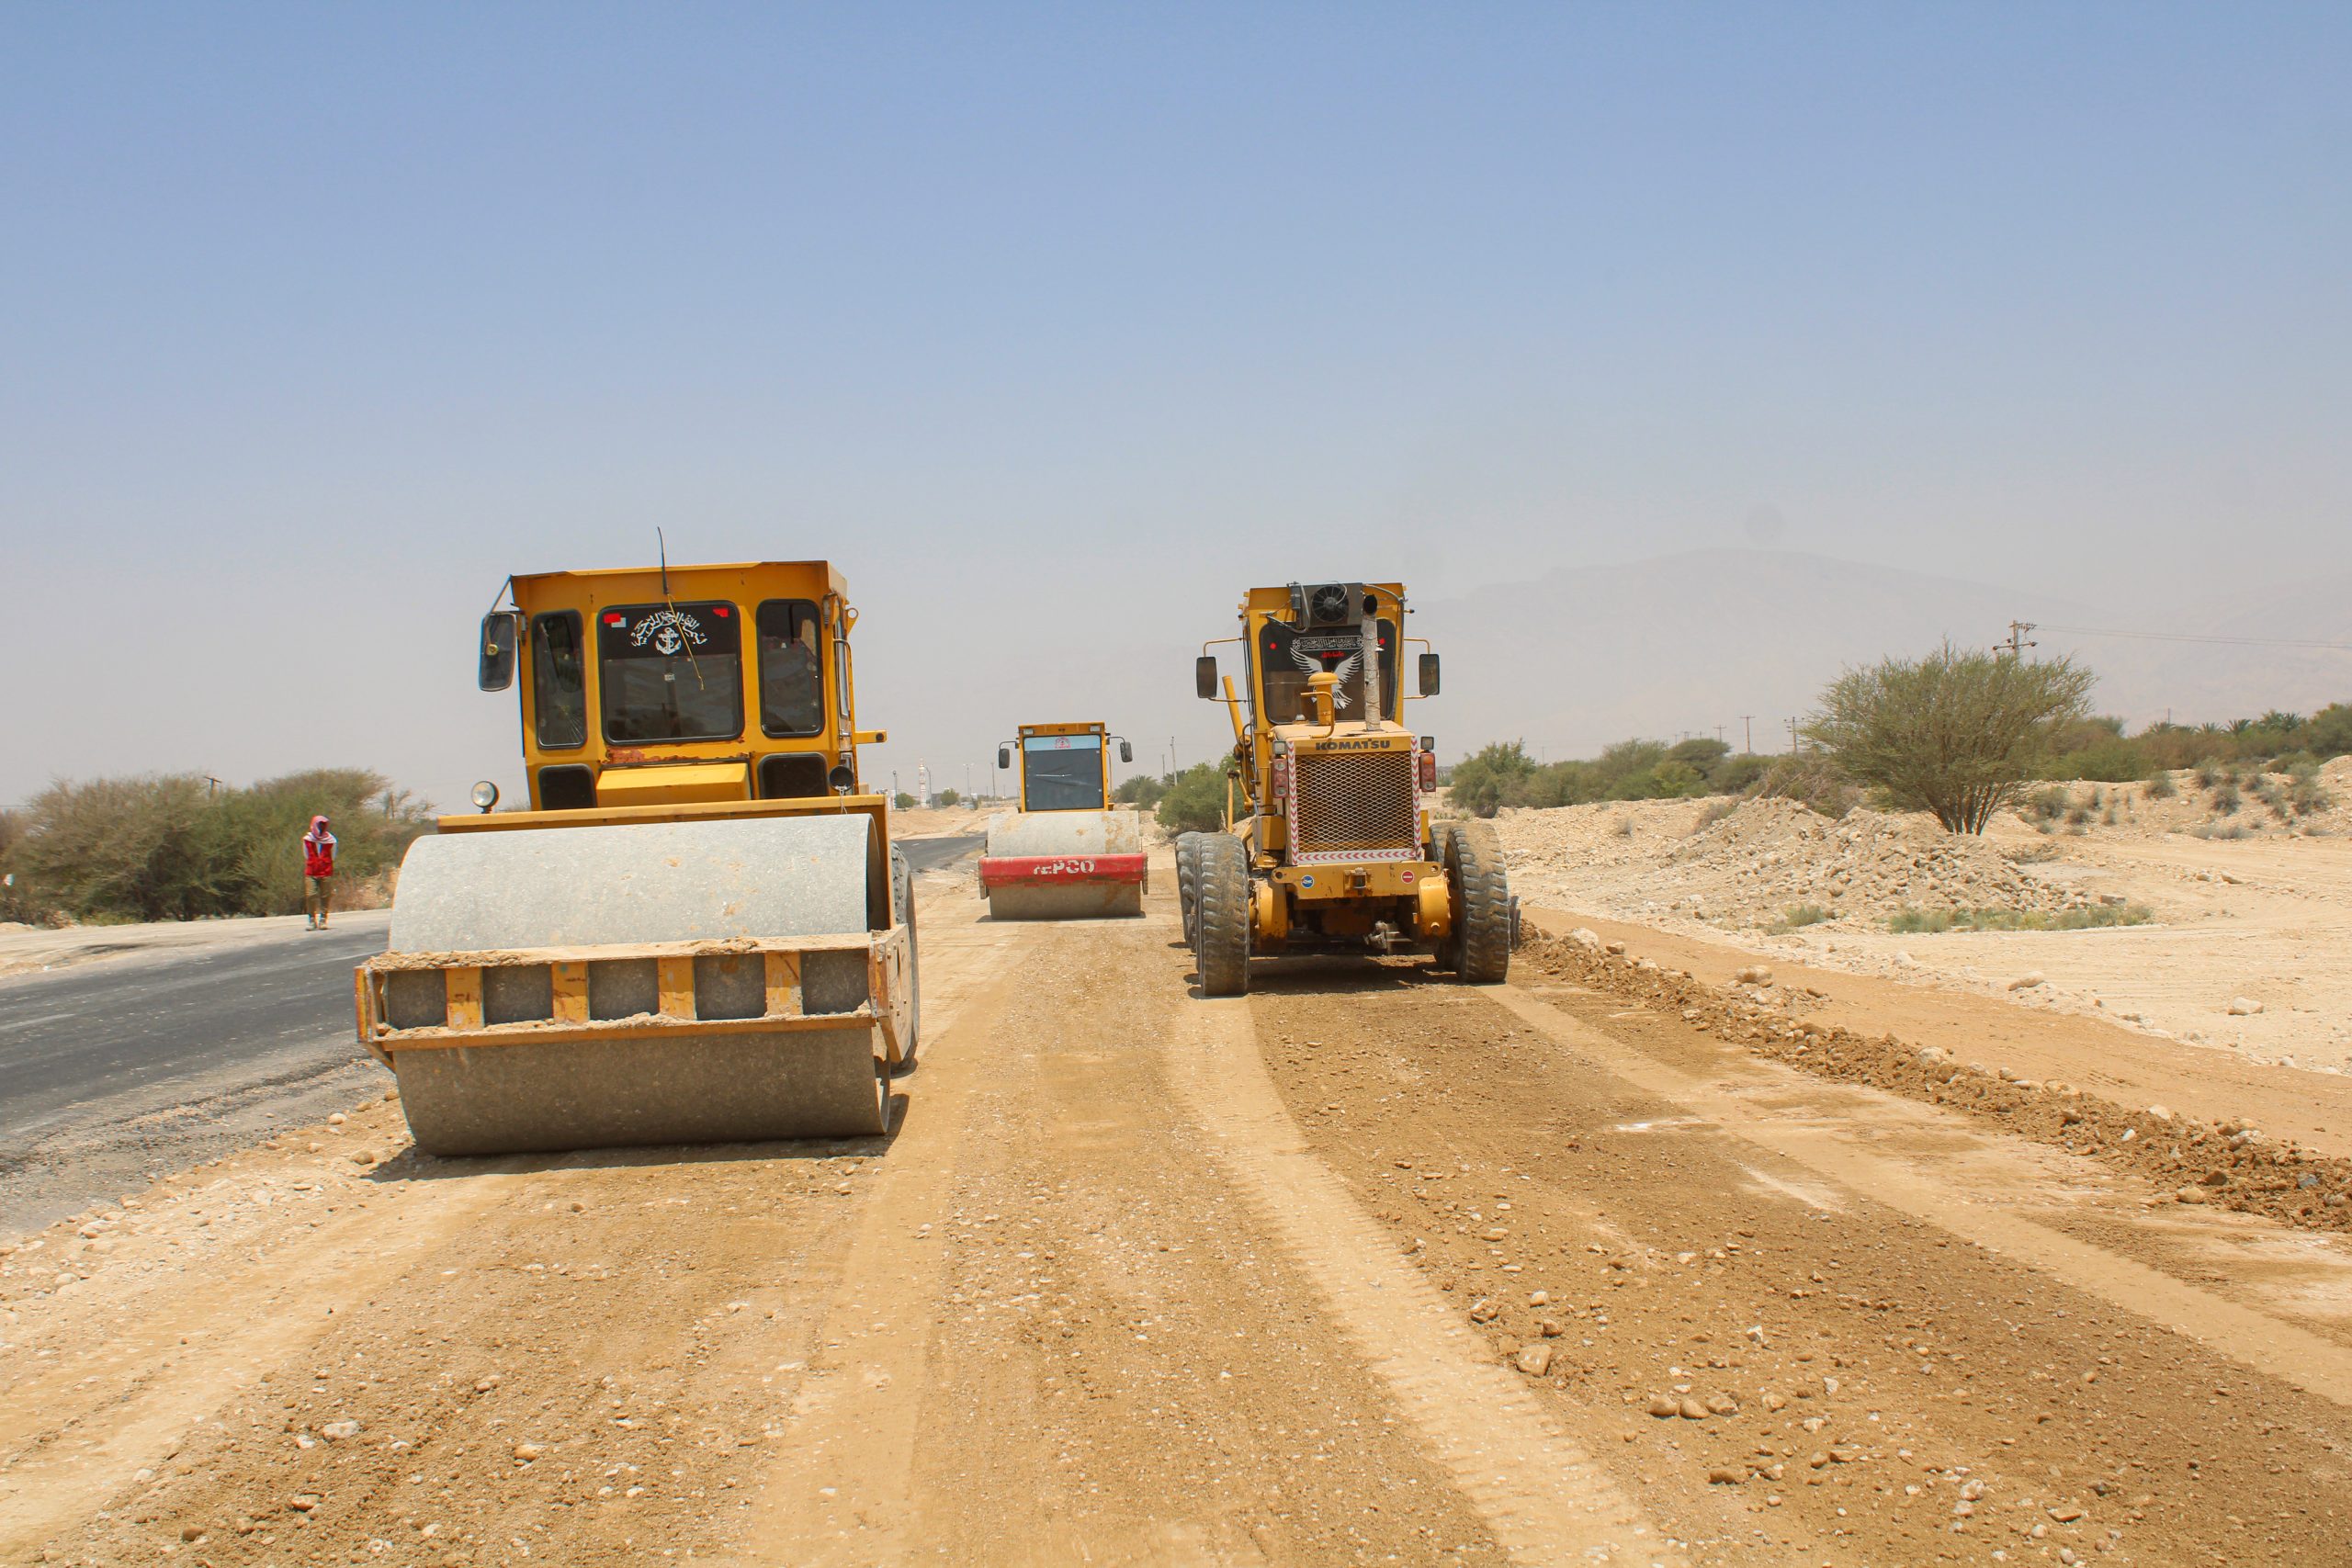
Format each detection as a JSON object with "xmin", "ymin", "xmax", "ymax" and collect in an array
[
  {"xmin": 1520, "ymin": 931, "xmax": 2352, "ymax": 1232},
  {"xmin": 1498, "ymin": 796, "xmax": 2071, "ymax": 931}
]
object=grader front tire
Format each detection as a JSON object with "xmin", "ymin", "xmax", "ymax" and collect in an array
[
  {"xmin": 1443, "ymin": 821, "xmax": 1512, "ymax": 984},
  {"xmin": 1175, "ymin": 832, "xmax": 1204, "ymax": 950},
  {"xmin": 1193, "ymin": 834, "xmax": 1252, "ymax": 997}
]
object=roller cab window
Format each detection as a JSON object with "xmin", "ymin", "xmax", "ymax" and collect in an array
[
  {"xmin": 755, "ymin": 599, "xmax": 825, "ymax": 738},
  {"xmin": 1023, "ymin": 734, "xmax": 1105, "ymax": 811},
  {"xmin": 530, "ymin": 611, "xmax": 587, "ymax": 750},
  {"xmin": 596, "ymin": 602, "xmax": 744, "ymax": 744},
  {"xmin": 1255, "ymin": 618, "xmax": 1400, "ymax": 725}
]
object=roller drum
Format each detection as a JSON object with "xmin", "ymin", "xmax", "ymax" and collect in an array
[
  {"xmin": 383, "ymin": 814, "xmax": 891, "ymax": 1155},
  {"xmin": 978, "ymin": 809, "xmax": 1147, "ymax": 919}
]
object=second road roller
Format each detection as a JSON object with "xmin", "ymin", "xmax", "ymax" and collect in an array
[{"xmin": 977, "ymin": 722, "xmax": 1149, "ymax": 919}]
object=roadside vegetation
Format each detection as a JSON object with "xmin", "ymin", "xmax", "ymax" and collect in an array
[
  {"xmin": 1888, "ymin": 903, "xmax": 2153, "ymax": 934},
  {"xmin": 1155, "ymin": 761, "xmax": 1232, "ymax": 835},
  {"xmin": 0, "ymin": 770, "xmax": 433, "ymax": 925}
]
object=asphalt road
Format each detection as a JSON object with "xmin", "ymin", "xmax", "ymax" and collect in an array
[
  {"xmin": 0, "ymin": 914, "xmax": 397, "ymax": 1232},
  {"xmin": 898, "ymin": 832, "xmax": 983, "ymax": 872},
  {"xmin": 1, "ymin": 835, "xmax": 984, "ymax": 1235}
]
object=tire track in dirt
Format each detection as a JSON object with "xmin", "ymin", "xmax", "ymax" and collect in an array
[
  {"xmin": 1482, "ymin": 981, "xmax": 2352, "ymax": 1410},
  {"xmin": 1167, "ymin": 982, "xmax": 1679, "ymax": 1565},
  {"xmin": 1248, "ymin": 963, "xmax": 2352, "ymax": 1565}
]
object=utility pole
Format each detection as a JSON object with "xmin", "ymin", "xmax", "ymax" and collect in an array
[
  {"xmin": 1787, "ymin": 717, "xmax": 1800, "ymax": 755},
  {"xmin": 1740, "ymin": 716, "xmax": 1753, "ymax": 754},
  {"xmin": 1715, "ymin": 723, "xmax": 1725, "ymax": 746},
  {"xmin": 2002, "ymin": 620, "xmax": 2038, "ymax": 659}
]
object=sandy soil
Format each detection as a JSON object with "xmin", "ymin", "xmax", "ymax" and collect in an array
[
  {"xmin": 1497, "ymin": 786, "xmax": 2352, "ymax": 1076},
  {"xmin": 6, "ymin": 857, "xmax": 2351, "ymax": 1565}
]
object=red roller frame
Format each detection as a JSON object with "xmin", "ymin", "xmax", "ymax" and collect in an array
[{"xmin": 978, "ymin": 853, "xmax": 1149, "ymax": 891}]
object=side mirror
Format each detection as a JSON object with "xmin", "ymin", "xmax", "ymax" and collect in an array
[
  {"xmin": 479, "ymin": 611, "xmax": 522, "ymax": 692},
  {"xmin": 1417, "ymin": 652, "xmax": 1441, "ymax": 696},
  {"xmin": 1118, "ymin": 739, "xmax": 1133, "ymax": 763},
  {"xmin": 1196, "ymin": 655, "xmax": 1219, "ymax": 700},
  {"xmin": 997, "ymin": 746, "xmax": 1011, "ymax": 770}
]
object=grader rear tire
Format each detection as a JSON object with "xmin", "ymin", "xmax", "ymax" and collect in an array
[
  {"xmin": 1442, "ymin": 820, "xmax": 1512, "ymax": 984},
  {"xmin": 1193, "ymin": 834, "xmax": 1251, "ymax": 997},
  {"xmin": 1175, "ymin": 832, "xmax": 1204, "ymax": 949},
  {"xmin": 889, "ymin": 844, "xmax": 921, "ymax": 1072}
]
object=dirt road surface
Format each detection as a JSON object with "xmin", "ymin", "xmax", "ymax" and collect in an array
[{"xmin": 5, "ymin": 865, "xmax": 2349, "ymax": 1566}]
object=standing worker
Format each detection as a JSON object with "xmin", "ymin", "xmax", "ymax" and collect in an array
[{"xmin": 302, "ymin": 814, "xmax": 337, "ymax": 930}]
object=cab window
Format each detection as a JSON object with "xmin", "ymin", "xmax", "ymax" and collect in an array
[
  {"xmin": 530, "ymin": 611, "xmax": 587, "ymax": 750},
  {"xmin": 756, "ymin": 599, "xmax": 825, "ymax": 738},
  {"xmin": 596, "ymin": 601, "xmax": 744, "ymax": 744},
  {"xmin": 1023, "ymin": 734, "xmax": 1106, "ymax": 811}
]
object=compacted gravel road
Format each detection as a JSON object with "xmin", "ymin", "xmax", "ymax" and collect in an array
[{"xmin": 3, "ymin": 863, "xmax": 2348, "ymax": 1567}]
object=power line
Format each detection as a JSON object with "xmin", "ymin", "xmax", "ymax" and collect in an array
[{"xmin": 2037, "ymin": 623, "xmax": 2352, "ymax": 653}]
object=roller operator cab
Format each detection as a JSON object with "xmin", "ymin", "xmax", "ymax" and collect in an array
[
  {"xmin": 352, "ymin": 561, "xmax": 919, "ymax": 1157},
  {"xmin": 977, "ymin": 722, "xmax": 1150, "ymax": 919},
  {"xmin": 1177, "ymin": 581, "xmax": 1512, "ymax": 995}
]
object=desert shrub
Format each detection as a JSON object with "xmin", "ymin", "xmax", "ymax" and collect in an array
[
  {"xmin": 2301, "ymin": 704, "xmax": 2352, "ymax": 759},
  {"xmin": 1692, "ymin": 798, "xmax": 1739, "ymax": 833},
  {"xmin": 1707, "ymin": 752, "xmax": 1771, "ymax": 794},
  {"xmin": 5, "ymin": 769, "xmax": 430, "ymax": 922},
  {"xmin": 2194, "ymin": 758, "xmax": 2227, "ymax": 791},
  {"xmin": 2190, "ymin": 823, "xmax": 2251, "ymax": 840},
  {"xmin": 1447, "ymin": 740, "xmax": 1538, "ymax": 818},
  {"xmin": 2288, "ymin": 763, "xmax": 2334, "ymax": 817},
  {"xmin": 1804, "ymin": 643, "xmax": 2094, "ymax": 834},
  {"xmin": 1113, "ymin": 773, "xmax": 1169, "ymax": 810},
  {"xmin": 2023, "ymin": 784, "xmax": 2071, "ymax": 823},
  {"xmin": 1751, "ymin": 755, "xmax": 1860, "ymax": 818},
  {"xmin": 2211, "ymin": 780, "xmax": 2241, "ymax": 815},
  {"xmin": 2145, "ymin": 771, "xmax": 2177, "ymax": 798},
  {"xmin": 1156, "ymin": 761, "xmax": 1232, "ymax": 835},
  {"xmin": 1772, "ymin": 903, "xmax": 1832, "ymax": 932},
  {"xmin": 1611, "ymin": 814, "xmax": 1635, "ymax": 838},
  {"xmin": 1888, "ymin": 904, "xmax": 2151, "ymax": 933}
]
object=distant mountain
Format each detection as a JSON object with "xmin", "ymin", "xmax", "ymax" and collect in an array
[{"xmin": 1413, "ymin": 548, "xmax": 2350, "ymax": 758}]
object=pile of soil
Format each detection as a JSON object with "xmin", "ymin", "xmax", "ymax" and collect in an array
[{"xmin": 1499, "ymin": 796, "xmax": 2075, "ymax": 930}]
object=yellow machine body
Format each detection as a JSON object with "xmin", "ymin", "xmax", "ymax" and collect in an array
[
  {"xmin": 979, "ymin": 721, "xmax": 1148, "ymax": 919},
  {"xmin": 354, "ymin": 559, "xmax": 919, "ymax": 1156},
  {"xmin": 1182, "ymin": 580, "xmax": 1510, "ymax": 991}
]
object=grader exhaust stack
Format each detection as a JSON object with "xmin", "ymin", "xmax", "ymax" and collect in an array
[
  {"xmin": 977, "ymin": 723, "xmax": 1148, "ymax": 919},
  {"xmin": 356, "ymin": 561, "xmax": 917, "ymax": 1155}
]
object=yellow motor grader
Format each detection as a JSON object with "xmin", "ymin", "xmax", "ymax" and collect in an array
[
  {"xmin": 1176, "ymin": 581, "xmax": 1510, "ymax": 996},
  {"xmin": 352, "ymin": 560, "xmax": 917, "ymax": 1155}
]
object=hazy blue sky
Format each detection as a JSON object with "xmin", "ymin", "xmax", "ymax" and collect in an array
[{"xmin": 4, "ymin": 5, "xmax": 2346, "ymax": 810}]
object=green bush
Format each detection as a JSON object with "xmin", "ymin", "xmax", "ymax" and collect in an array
[
  {"xmin": 1888, "ymin": 903, "xmax": 2152, "ymax": 933},
  {"xmin": 3, "ymin": 769, "xmax": 432, "ymax": 923},
  {"xmin": 1804, "ymin": 643, "xmax": 2094, "ymax": 834},
  {"xmin": 1113, "ymin": 773, "xmax": 1169, "ymax": 809},
  {"xmin": 2145, "ymin": 771, "xmax": 2177, "ymax": 799},
  {"xmin": 1156, "ymin": 761, "xmax": 1232, "ymax": 835},
  {"xmin": 1771, "ymin": 903, "xmax": 1832, "ymax": 932}
]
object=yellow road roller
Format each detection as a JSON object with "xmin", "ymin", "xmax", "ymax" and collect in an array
[
  {"xmin": 978, "ymin": 722, "xmax": 1148, "ymax": 919},
  {"xmin": 1177, "ymin": 581, "xmax": 1512, "ymax": 995},
  {"xmin": 353, "ymin": 561, "xmax": 916, "ymax": 1155}
]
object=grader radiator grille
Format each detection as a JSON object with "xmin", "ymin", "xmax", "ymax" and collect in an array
[{"xmin": 1290, "ymin": 750, "xmax": 1419, "ymax": 863}]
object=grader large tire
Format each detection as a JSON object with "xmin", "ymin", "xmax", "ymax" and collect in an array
[
  {"xmin": 1174, "ymin": 832, "xmax": 1204, "ymax": 949},
  {"xmin": 1440, "ymin": 820, "xmax": 1512, "ymax": 984},
  {"xmin": 1193, "ymin": 833, "xmax": 1251, "ymax": 997}
]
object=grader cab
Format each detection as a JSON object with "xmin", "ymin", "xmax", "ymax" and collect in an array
[
  {"xmin": 1176, "ymin": 581, "xmax": 1511, "ymax": 996},
  {"xmin": 353, "ymin": 561, "xmax": 918, "ymax": 1155}
]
